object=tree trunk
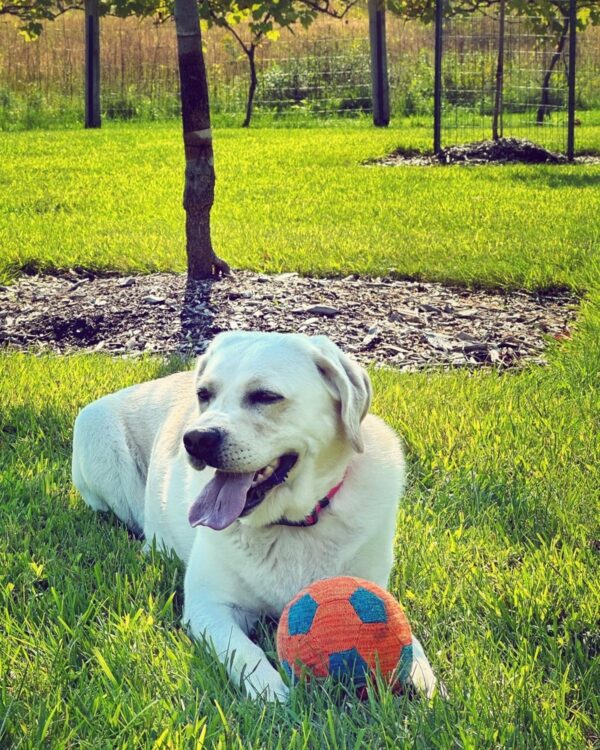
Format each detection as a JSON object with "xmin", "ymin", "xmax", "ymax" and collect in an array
[
  {"xmin": 537, "ymin": 18, "xmax": 569, "ymax": 125},
  {"xmin": 174, "ymin": 0, "xmax": 229, "ymax": 278},
  {"xmin": 492, "ymin": 0, "xmax": 505, "ymax": 141},
  {"xmin": 242, "ymin": 45, "xmax": 258, "ymax": 128}
]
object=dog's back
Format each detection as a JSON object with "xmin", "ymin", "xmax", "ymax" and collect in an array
[{"xmin": 72, "ymin": 370, "xmax": 195, "ymax": 534}]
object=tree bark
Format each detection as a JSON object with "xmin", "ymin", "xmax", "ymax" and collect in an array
[
  {"xmin": 242, "ymin": 45, "xmax": 258, "ymax": 128},
  {"xmin": 492, "ymin": 0, "xmax": 505, "ymax": 141},
  {"xmin": 537, "ymin": 18, "xmax": 569, "ymax": 125},
  {"xmin": 174, "ymin": 0, "xmax": 229, "ymax": 278}
]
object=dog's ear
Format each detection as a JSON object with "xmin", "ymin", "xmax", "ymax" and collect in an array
[
  {"xmin": 310, "ymin": 336, "xmax": 372, "ymax": 453},
  {"xmin": 194, "ymin": 354, "xmax": 207, "ymax": 379}
]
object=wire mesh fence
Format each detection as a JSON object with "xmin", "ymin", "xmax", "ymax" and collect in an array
[
  {"xmin": 253, "ymin": 28, "xmax": 372, "ymax": 120},
  {"xmin": 0, "ymin": 7, "xmax": 599, "ymax": 135},
  {"xmin": 0, "ymin": 13, "xmax": 377, "ymax": 127},
  {"xmin": 438, "ymin": 8, "xmax": 575, "ymax": 153}
]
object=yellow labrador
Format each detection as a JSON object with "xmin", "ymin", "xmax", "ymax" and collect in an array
[{"xmin": 72, "ymin": 332, "xmax": 438, "ymax": 700}]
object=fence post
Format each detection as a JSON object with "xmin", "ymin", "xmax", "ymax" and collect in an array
[
  {"xmin": 369, "ymin": 0, "xmax": 390, "ymax": 127},
  {"xmin": 85, "ymin": 0, "xmax": 101, "ymax": 128},
  {"xmin": 567, "ymin": 0, "xmax": 576, "ymax": 161},
  {"xmin": 492, "ymin": 0, "xmax": 506, "ymax": 141},
  {"xmin": 433, "ymin": 0, "xmax": 443, "ymax": 152}
]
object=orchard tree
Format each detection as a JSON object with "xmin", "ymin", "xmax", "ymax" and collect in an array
[
  {"xmin": 507, "ymin": 0, "xmax": 600, "ymax": 122},
  {"xmin": 168, "ymin": 0, "xmax": 357, "ymax": 274},
  {"xmin": 199, "ymin": 0, "xmax": 357, "ymax": 127},
  {"xmin": 174, "ymin": 0, "xmax": 230, "ymax": 277},
  {"xmin": 2, "ymin": 0, "xmax": 229, "ymax": 277},
  {"xmin": 102, "ymin": 0, "xmax": 358, "ymax": 127}
]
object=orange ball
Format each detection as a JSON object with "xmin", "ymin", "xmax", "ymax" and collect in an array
[{"xmin": 277, "ymin": 576, "xmax": 413, "ymax": 688}]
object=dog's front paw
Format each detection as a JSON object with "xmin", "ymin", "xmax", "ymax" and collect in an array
[
  {"xmin": 407, "ymin": 635, "xmax": 446, "ymax": 700},
  {"xmin": 244, "ymin": 668, "xmax": 289, "ymax": 703},
  {"xmin": 408, "ymin": 656, "xmax": 441, "ymax": 699}
]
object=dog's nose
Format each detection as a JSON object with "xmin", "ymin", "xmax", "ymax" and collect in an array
[{"xmin": 183, "ymin": 428, "xmax": 223, "ymax": 463}]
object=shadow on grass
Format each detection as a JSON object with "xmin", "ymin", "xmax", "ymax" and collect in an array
[
  {"xmin": 179, "ymin": 274, "xmax": 222, "ymax": 358},
  {"xmin": 409, "ymin": 465, "xmax": 560, "ymax": 548},
  {"xmin": 509, "ymin": 171, "xmax": 600, "ymax": 189}
]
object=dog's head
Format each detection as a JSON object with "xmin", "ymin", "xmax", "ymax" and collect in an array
[{"xmin": 184, "ymin": 331, "xmax": 371, "ymax": 530}]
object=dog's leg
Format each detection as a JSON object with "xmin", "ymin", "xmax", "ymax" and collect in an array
[
  {"xmin": 72, "ymin": 399, "xmax": 146, "ymax": 535},
  {"xmin": 408, "ymin": 635, "xmax": 444, "ymax": 699},
  {"xmin": 183, "ymin": 594, "xmax": 289, "ymax": 702}
]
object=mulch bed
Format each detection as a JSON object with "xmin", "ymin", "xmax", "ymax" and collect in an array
[
  {"xmin": 369, "ymin": 137, "xmax": 600, "ymax": 167},
  {"xmin": 0, "ymin": 270, "xmax": 577, "ymax": 371}
]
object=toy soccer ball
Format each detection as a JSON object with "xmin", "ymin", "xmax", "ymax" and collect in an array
[{"xmin": 276, "ymin": 576, "xmax": 413, "ymax": 688}]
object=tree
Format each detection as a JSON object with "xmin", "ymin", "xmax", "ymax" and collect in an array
[
  {"xmin": 174, "ymin": 0, "xmax": 230, "ymax": 277},
  {"xmin": 0, "ymin": 0, "xmax": 79, "ymax": 37},
  {"xmin": 112, "ymin": 0, "xmax": 358, "ymax": 128},
  {"xmin": 2, "ymin": 0, "xmax": 229, "ymax": 277},
  {"xmin": 199, "ymin": 0, "xmax": 356, "ymax": 127},
  {"xmin": 509, "ymin": 1, "xmax": 600, "ymax": 124}
]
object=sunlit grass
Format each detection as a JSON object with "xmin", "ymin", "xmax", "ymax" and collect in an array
[
  {"xmin": 1, "ymin": 122, "xmax": 599, "ymax": 748},
  {"xmin": 1, "ymin": 297, "xmax": 598, "ymax": 747},
  {"xmin": 1, "ymin": 122, "xmax": 599, "ymax": 290}
]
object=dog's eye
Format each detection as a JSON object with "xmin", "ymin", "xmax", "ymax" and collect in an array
[
  {"xmin": 247, "ymin": 390, "xmax": 284, "ymax": 405},
  {"xmin": 197, "ymin": 388, "xmax": 213, "ymax": 403}
]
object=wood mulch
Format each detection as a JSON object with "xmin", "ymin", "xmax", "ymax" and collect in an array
[
  {"xmin": 0, "ymin": 270, "xmax": 577, "ymax": 371},
  {"xmin": 367, "ymin": 138, "xmax": 600, "ymax": 167}
]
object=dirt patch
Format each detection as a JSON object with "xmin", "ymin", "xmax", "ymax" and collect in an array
[
  {"xmin": 369, "ymin": 138, "xmax": 600, "ymax": 167},
  {"xmin": 0, "ymin": 270, "xmax": 577, "ymax": 371}
]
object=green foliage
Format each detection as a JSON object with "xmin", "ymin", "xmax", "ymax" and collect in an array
[
  {"xmin": 0, "ymin": 0, "xmax": 330, "ymax": 38},
  {"xmin": 388, "ymin": 0, "xmax": 600, "ymax": 37},
  {"xmin": 509, "ymin": 0, "xmax": 600, "ymax": 37},
  {"xmin": 199, "ymin": 0, "xmax": 319, "ymax": 42},
  {"xmin": 391, "ymin": 50, "xmax": 434, "ymax": 116},
  {"xmin": 0, "ymin": 0, "xmax": 78, "ymax": 38}
]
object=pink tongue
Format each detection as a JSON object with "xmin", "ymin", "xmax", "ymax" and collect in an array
[{"xmin": 188, "ymin": 470, "xmax": 255, "ymax": 530}]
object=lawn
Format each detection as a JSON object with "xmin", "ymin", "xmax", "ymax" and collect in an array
[
  {"xmin": 1, "ymin": 123, "xmax": 599, "ymax": 749},
  {"xmin": 1, "ymin": 121, "xmax": 600, "ymax": 290}
]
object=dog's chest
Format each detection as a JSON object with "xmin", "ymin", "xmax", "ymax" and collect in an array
[{"xmin": 229, "ymin": 522, "xmax": 357, "ymax": 616}]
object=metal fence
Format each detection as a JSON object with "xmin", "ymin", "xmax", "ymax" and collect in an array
[{"xmin": 0, "ymin": 8, "xmax": 599, "ymax": 133}]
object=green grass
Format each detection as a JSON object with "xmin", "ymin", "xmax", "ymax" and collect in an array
[
  {"xmin": 1, "ymin": 121, "xmax": 599, "ymax": 290},
  {"xmin": 1, "ymin": 123, "xmax": 599, "ymax": 748},
  {"xmin": 1, "ymin": 303, "xmax": 598, "ymax": 748}
]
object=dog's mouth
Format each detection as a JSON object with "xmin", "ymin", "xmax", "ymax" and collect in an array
[{"xmin": 188, "ymin": 453, "xmax": 297, "ymax": 531}]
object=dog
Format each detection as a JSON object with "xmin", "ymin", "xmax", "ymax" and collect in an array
[{"xmin": 72, "ymin": 331, "xmax": 438, "ymax": 700}]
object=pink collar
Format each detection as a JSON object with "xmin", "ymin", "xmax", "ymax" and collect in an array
[{"xmin": 273, "ymin": 477, "xmax": 345, "ymax": 528}]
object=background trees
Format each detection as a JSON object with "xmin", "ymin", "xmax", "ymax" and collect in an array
[
  {"xmin": 0, "ymin": 0, "xmax": 79, "ymax": 37},
  {"xmin": 197, "ymin": 0, "xmax": 356, "ymax": 126}
]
